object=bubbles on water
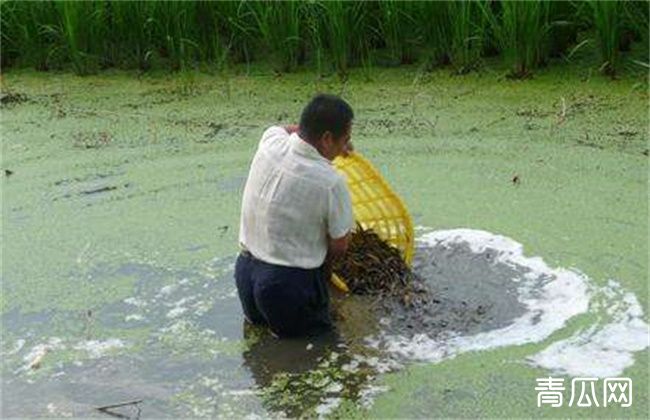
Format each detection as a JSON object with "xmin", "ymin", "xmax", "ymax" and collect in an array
[{"xmin": 528, "ymin": 280, "xmax": 649, "ymax": 377}]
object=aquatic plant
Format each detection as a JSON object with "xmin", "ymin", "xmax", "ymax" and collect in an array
[{"xmin": 333, "ymin": 224, "xmax": 428, "ymax": 308}]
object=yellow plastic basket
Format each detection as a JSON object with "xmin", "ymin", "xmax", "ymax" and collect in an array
[{"xmin": 330, "ymin": 152, "xmax": 414, "ymax": 292}]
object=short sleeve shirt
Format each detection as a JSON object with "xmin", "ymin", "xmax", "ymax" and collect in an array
[{"xmin": 238, "ymin": 126, "xmax": 354, "ymax": 269}]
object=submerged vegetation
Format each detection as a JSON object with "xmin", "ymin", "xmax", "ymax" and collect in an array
[
  {"xmin": 0, "ymin": 0, "xmax": 647, "ymax": 78},
  {"xmin": 333, "ymin": 225, "xmax": 428, "ymax": 308}
]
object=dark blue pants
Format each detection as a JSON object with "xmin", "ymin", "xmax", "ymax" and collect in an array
[{"xmin": 235, "ymin": 252, "xmax": 332, "ymax": 337}]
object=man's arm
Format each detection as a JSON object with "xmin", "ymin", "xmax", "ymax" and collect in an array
[
  {"xmin": 326, "ymin": 174, "xmax": 354, "ymax": 262},
  {"xmin": 328, "ymin": 232, "xmax": 350, "ymax": 259}
]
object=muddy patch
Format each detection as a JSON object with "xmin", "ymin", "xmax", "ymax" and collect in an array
[{"xmin": 376, "ymin": 237, "xmax": 528, "ymax": 338}]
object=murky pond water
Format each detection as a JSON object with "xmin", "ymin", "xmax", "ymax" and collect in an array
[{"xmin": 2, "ymin": 67, "xmax": 648, "ymax": 417}]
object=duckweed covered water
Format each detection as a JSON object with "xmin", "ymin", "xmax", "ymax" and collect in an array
[{"xmin": 1, "ymin": 65, "xmax": 648, "ymax": 418}]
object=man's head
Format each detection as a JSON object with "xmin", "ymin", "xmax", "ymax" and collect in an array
[{"xmin": 299, "ymin": 94, "xmax": 354, "ymax": 161}]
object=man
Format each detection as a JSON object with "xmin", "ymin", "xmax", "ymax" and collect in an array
[{"xmin": 235, "ymin": 94, "xmax": 355, "ymax": 338}]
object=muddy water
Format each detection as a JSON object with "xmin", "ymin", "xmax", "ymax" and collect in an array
[
  {"xmin": 1, "ymin": 67, "xmax": 648, "ymax": 418},
  {"xmin": 0, "ymin": 230, "xmax": 596, "ymax": 418}
]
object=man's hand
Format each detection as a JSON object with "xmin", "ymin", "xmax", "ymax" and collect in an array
[
  {"xmin": 341, "ymin": 141, "xmax": 354, "ymax": 157},
  {"xmin": 284, "ymin": 124, "xmax": 299, "ymax": 134}
]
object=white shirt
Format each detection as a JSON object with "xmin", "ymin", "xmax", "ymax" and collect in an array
[{"xmin": 239, "ymin": 126, "xmax": 354, "ymax": 269}]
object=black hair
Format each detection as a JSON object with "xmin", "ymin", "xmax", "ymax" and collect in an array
[{"xmin": 299, "ymin": 94, "xmax": 354, "ymax": 143}]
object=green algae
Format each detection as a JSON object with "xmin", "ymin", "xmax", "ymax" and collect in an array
[
  {"xmin": 1, "ymin": 63, "xmax": 647, "ymax": 417},
  {"xmin": 156, "ymin": 319, "xmax": 249, "ymax": 359}
]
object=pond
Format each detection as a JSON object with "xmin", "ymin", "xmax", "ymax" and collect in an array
[{"xmin": 1, "ymin": 66, "xmax": 648, "ymax": 418}]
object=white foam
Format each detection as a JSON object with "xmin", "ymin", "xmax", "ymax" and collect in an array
[
  {"xmin": 20, "ymin": 337, "xmax": 65, "ymax": 372},
  {"xmin": 528, "ymin": 281, "xmax": 649, "ymax": 377},
  {"xmin": 123, "ymin": 297, "xmax": 147, "ymax": 307},
  {"xmin": 369, "ymin": 229, "xmax": 591, "ymax": 363},
  {"xmin": 315, "ymin": 397, "xmax": 342, "ymax": 417},
  {"xmin": 167, "ymin": 306, "xmax": 187, "ymax": 318},
  {"xmin": 358, "ymin": 384, "xmax": 390, "ymax": 408},
  {"xmin": 73, "ymin": 338, "xmax": 126, "ymax": 358},
  {"xmin": 3, "ymin": 339, "xmax": 26, "ymax": 356},
  {"xmin": 158, "ymin": 284, "xmax": 178, "ymax": 296}
]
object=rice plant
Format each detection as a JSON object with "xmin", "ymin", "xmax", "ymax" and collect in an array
[
  {"xmin": 148, "ymin": 1, "xmax": 201, "ymax": 71},
  {"xmin": 480, "ymin": 0, "xmax": 552, "ymax": 78},
  {"xmin": 303, "ymin": 1, "xmax": 325, "ymax": 76},
  {"xmin": 0, "ymin": 1, "xmax": 61, "ymax": 70},
  {"xmin": 447, "ymin": 0, "xmax": 486, "ymax": 74},
  {"xmin": 316, "ymin": 0, "xmax": 372, "ymax": 78},
  {"xmin": 373, "ymin": 0, "xmax": 420, "ymax": 66},
  {"xmin": 194, "ymin": 1, "xmax": 229, "ymax": 70},
  {"xmin": 414, "ymin": 1, "xmax": 453, "ymax": 69},
  {"xmin": 106, "ymin": 0, "xmax": 156, "ymax": 70},
  {"xmin": 208, "ymin": 1, "xmax": 258, "ymax": 67},
  {"xmin": 53, "ymin": 1, "xmax": 110, "ymax": 75},
  {"xmin": 622, "ymin": 0, "xmax": 649, "ymax": 69},
  {"xmin": 589, "ymin": 0, "xmax": 623, "ymax": 77},
  {"xmin": 248, "ymin": 0, "xmax": 303, "ymax": 73},
  {"xmin": 547, "ymin": 0, "xmax": 579, "ymax": 59},
  {"xmin": 0, "ymin": 0, "xmax": 646, "ymax": 78}
]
